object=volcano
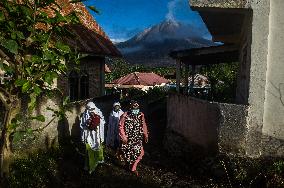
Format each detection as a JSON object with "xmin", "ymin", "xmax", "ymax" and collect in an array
[{"xmin": 116, "ymin": 20, "xmax": 216, "ymax": 66}]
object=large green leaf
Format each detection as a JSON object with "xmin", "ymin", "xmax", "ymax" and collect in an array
[
  {"xmin": 22, "ymin": 81, "xmax": 32, "ymax": 92},
  {"xmin": 44, "ymin": 72, "xmax": 57, "ymax": 85},
  {"xmin": 32, "ymin": 115, "xmax": 45, "ymax": 122},
  {"xmin": 55, "ymin": 42, "xmax": 71, "ymax": 54},
  {"xmin": 16, "ymin": 31, "xmax": 25, "ymax": 40},
  {"xmin": 13, "ymin": 132, "xmax": 25, "ymax": 143},
  {"xmin": 34, "ymin": 85, "xmax": 42, "ymax": 96},
  {"xmin": 0, "ymin": 12, "xmax": 5, "ymax": 22},
  {"xmin": 1, "ymin": 39, "xmax": 18, "ymax": 54},
  {"xmin": 15, "ymin": 79, "xmax": 28, "ymax": 86},
  {"xmin": 28, "ymin": 94, "xmax": 36, "ymax": 111}
]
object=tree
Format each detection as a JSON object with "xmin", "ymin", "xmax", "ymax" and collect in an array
[
  {"xmin": 200, "ymin": 63, "xmax": 239, "ymax": 103},
  {"xmin": 0, "ymin": 0, "xmax": 96, "ymax": 177},
  {"xmin": 105, "ymin": 58, "xmax": 175, "ymax": 83}
]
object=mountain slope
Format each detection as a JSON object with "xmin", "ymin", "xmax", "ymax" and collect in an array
[{"xmin": 116, "ymin": 20, "xmax": 216, "ymax": 66}]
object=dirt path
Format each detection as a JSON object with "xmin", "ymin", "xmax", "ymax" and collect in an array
[{"xmin": 55, "ymin": 100, "xmax": 212, "ymax": 188}]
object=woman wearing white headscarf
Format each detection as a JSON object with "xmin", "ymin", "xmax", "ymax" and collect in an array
[
  {"xmin": 80, "ymin": 101, "xmax": 105, "ymax": 173},
  {"xmin": 106, "ymin": 102, "xmax": 124, "ymax": 149}
]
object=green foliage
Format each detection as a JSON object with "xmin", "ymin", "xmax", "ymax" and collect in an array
[
  {"xmin": 8, "ymin": 149, "xmax": 60, "ymax": 188},
  {"xmin": 272, "ymin": 160, "xmax": 284, "ymax": 175},
  {"xmin": 200, "ymin": 63, "xmax": 239, "ymax": 103},
  {"xmin": 146, "ymin": 87, "xmax": 167, "ymax": 103},
  {"xmin": 105, "ymin": 58, "xmax": 175, "ymax": 83},
  {"xmin": 0, "ymin": 0, "xmax": 97, "ymax": 137}
]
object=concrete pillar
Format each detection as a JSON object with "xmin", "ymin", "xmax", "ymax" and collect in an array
[
  {"xmin": 262, "ymin": 0, "xmax": 284, "ymax": 156},
  {"xmin": 246, "ymin": 0, "xmax": 270, "ymax": 157}
]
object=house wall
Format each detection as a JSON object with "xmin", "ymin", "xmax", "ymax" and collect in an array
[
  {"xmin": 12, "ymin": 94, "xmax": 118, "ymax": 156},
  {"xmin": 166, "ymin": 94, "xmax": 248, "ymax": 156},
  {"xmin": 262, "ymin": 0, "xmax": 284, "ymax": 156},
  {"xmin": 57, "ymin": 56, "xmax": 105, "ymax": 99},
  {"xmin": 189, "ymin": 0, "xmax": 284, "ymax": 157},
  {"xmin": 245, "ymin": 0, "xmax": 271, "ymax": 157}
]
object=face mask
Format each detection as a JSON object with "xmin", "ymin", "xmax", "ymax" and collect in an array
[
  {"xmin": 114, "ymin": 106, "xmax": 120, "ymax": 112},
  {"xmin": 131, "ymin": 109, "xmax": 140, "ymax": 115}
]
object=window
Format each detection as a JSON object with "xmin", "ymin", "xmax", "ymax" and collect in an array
[
  {"xmin": 80, "ymin": 71, "xmax": 89, "ymax": 100},
  {"xmin": 68, "ymin": 70, "xmax": 89, "ymax": 101},
  {"xmin": 69, "ymin": 71, "xmax": 79, "ymax": 101}
]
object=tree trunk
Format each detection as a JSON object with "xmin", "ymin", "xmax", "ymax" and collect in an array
[
  {"xmin": 0, "ymin": 104, "xmax": 19, "ymax": 178},
  {"xmin": 0, "ymin": 108, "xmax": 11, "ymax": 178}
]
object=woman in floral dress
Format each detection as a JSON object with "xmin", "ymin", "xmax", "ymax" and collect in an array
[{"xmin": 119, "ymin": 101, "xmax": 148, "ymax": 176}]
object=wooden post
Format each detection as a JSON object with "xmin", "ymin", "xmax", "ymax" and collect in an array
[
  {"xmin": 184, "ymin": 63, "xmax": 189, "ymax": 94},
  {"xmin": 190, "ymin": 65, "xmax": 196, "ymax": 94},
  {"xmin": 176, "ymin": 59, "xmax": 181, "ymax": 93}
]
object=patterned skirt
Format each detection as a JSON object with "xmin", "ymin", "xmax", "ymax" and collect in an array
[{"xmin": 121, "ymin": 114, "xmax": 144, "ymax": 165}]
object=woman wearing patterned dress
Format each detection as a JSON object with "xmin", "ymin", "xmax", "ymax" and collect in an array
[{"xmin": 119, "ymin": 101, "xmax": 148, "ymax": 176}]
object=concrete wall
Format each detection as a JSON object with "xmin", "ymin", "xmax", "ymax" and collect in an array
[
  {"xmin": 167, "ymin": 94, "xmax": 219, "ymax": 153},
  {"xmin": 12, "ymin": 94, "xmax": 118, "ymax": 155},
  {"xmin": 190, "ymin": 0, "xmax": 248, "ymax": 8},
  {"xmin": 218, "ymin": 103, "xmax": 248, "ymax": 154},
  {"xmin": 166, "ymin": 94, "xmax": 248, "ymax": 156},
  {"xmin": 188, "ymin": 0, "xmax": 284, "ymax": 157},
  {"xmin": 245, "ymin": 0, "xmax": 271, "ymax": 157},
  {"xmin": 262, "ymin": 0, "xmax": 284, "ymax": 156}
]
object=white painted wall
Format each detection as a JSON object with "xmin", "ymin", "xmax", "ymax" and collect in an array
[{"xmin": 263, "ymin": 0, "xmax": 284, "ymax": 140}]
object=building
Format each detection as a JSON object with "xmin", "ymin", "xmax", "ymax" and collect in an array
[
  {"xmin": 52, "ymin": 0, "xmax": 121, "ymax": 101},
  {"xmin": 165, "ymin": 0, "xmax": 284, "ymax": 157}
]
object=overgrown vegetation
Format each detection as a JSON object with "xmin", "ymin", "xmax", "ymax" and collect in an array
[
  {"xmin": 4, "ymin": 144, "xmax": 284, "ymax": 187},
  {"xmin": 106, "ymin": 59, "xmax": 239, "ymax": 103},
  {"xmin": 105, "ymin": 58, "xmax": 175, "ymax": 83},
  {"xmin": 0, "ymin": 0, "xmax": 97, "ymax": 177},
  {"xmin": 200, "ymin": 62, "xmax": 239, "ymax": 103}
]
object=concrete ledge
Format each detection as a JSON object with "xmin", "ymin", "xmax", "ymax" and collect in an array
[{"xmin": 189, "ymin": 0, "xmax": 249, "ymax": 9}]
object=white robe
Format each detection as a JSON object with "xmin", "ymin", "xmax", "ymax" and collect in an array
[{"xmin": 80, "ymin": 107, "xmax": 105, "ymax": 150}]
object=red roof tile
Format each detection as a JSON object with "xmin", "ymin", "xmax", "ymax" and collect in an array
[{"xmin": 112, "ymin": 72, "xmax": 170, "ymax": 86}]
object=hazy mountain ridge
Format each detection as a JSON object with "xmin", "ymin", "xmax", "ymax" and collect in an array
[{"xmin": 116, "ymin": 20, "xmax": 216, "ymax": 66}]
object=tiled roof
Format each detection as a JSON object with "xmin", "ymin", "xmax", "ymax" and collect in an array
[
  {"xmin": 112, "ymin": 72, "xmax": 170, "ymax": 86},
  {"xmin": 45, "ymin": 0, "xmax": 121, "ymax": 56}
]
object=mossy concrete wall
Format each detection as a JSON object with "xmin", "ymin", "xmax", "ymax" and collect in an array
[{"xmin": 12, "ymin": 94, "xmax": 118, "ymax": 157}]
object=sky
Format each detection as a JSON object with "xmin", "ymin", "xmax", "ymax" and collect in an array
[{"xmin": 84, "ymin": 0, "xmax": 210, "ymax": 42}]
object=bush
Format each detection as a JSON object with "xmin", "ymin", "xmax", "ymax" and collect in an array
[
  {"xmin": 146, "ymin": 87, "xmax": 167, "ymax": 103},
  {"xmin": 8, "ymin": 149, "xmax": 61, "ymax": 188}
]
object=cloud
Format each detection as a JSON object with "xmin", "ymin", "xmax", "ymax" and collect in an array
[
  {"xmin": 109, "ymin": 25, "xmax": 143, "ymax": 42},
  {"xmin": 166, "ymin": 0, "xmax": 183, "ymax": 22},
  {"xmin": 110, "ymin": 38, "xmax": 128, "ymax": 44}
]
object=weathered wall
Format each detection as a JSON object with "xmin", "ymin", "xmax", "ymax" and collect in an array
[
  {"xmin": 189, "ymin": 0, "xmax": 249, "ymax": 8},
  {"xmin": 166, "ymin": 94, "xmax": 248, "ymax": 156},
  {"xmin": 57, "ymin": 56, "xmax": 105, "ymax": 99},
  {"xmin": 218, "ymin": 103, "xmax": 248, "ymax": 154},
  {"xmin": 262, "ymin": 0, "xmax": 284, "ymax": 157},
  {"xmin": 245, "ymin": 0, "xmax": 270, "ymax": 157},
  {"xmin": 167, "ymin": 94, "xmax": 219, "ymax": 153},
  {"xmin": 12, "ymin": 94, "xmax": 118, "ymax": 155}
]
